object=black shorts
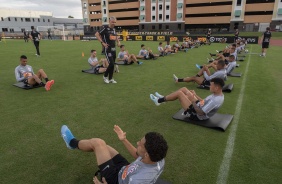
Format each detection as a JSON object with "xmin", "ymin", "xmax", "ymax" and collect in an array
[
  {"xmin": 184, "ymin": 103, "xmax": 200, "ymax": 121},
  {"xmin": 97, "ymin": 154, "xmax": 130, "ymax": 184},
  {"xmin": 94, "ymin": 66, "xmax": 102, "ymax": 74},
  {"xmin": 124, "ymin": 59, "xmax": 134, "ymax": 65},
  {"xmin": 262, "ymin": 42, "xmax": 269, "ymax": 49},
  {"xmin": 206, "ymin": 36, "xmax": 210, "ymax": 40},
  {"xmin": 201, "ymin": 79, "xmax": 210, "ymax": 87}
]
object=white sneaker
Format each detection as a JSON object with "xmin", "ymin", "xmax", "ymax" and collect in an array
[
  {"xmin": 155, "ymin": 92, "xmax": 164, "ymax": 98},
  {"xmin": 103, "ymin": 76, "xmax": 109, "ymax": 84},
  {"xmin": 109, "ymin": 79, "xmax": 117, "ymax": 83},
  {"xmin": 115, "ymin": 65, "xmax": 119, "ymax": 73},
  {"xmin": 150, "ymin": 94, "xmax": 160, "ymax": 106},
  {"xmin": 173, "ymin": 74, "xmax": 178, "ymax": 83}
]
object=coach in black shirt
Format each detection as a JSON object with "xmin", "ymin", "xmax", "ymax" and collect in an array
[
  {"xmin": 95, "ymin": 16, "xmax": 120, "ymax": 84},
  {"xmin": 260, "ymin": 27, "xmax": 271, "ymax": 57},
  {"xmin": 30, "ymin": 26, "xmax": 41, "ymax": 56}
]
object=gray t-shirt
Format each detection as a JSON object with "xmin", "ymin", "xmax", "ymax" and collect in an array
[
  {"xmin": 118, "ymin": 51, "xmax": 127, "ymax": 60},
  {"xmin": 203, "ymin": 69, "xmax": 227, "ymax": 81},
  {"xmin": 197, "ymin": 94, "xmax": 224, "ymax": 120},
  {"xmin": 158, "ymin": 46, "xmax": 163, "ymax": 52},
  {"xmin": 88, "ymin": 57, "xmax": 99, "ymax": 69},
  {"xmin": 15, "ymin": 65, "xmax": 34, "ymax": 82},
  {"xmin": 118, "ymin": 157, "xmax": 165, "ymax": 184},
  {"xmin": 226, "ymin": 61, "xmax": 237, "ymax": 74},
  {"xmin": 138, "ymin": 49, "xmax": 148, "ymax": 56}
]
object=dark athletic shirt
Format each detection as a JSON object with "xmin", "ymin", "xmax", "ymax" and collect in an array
[
  {"xmin": 30, "ymin": 30, "xmax": 40, "ymax": 42},
  {"xmin": 99, "ymin": 25, "xmax": 117, "ymax": 48},
  {"xmin": 262, "ymin": 31, "xmax": 271, "ymax": 43}
]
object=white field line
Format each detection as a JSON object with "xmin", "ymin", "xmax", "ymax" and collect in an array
[{"xmin": 216, "ymin": 45, "xmax": 253, "ymax": 184}]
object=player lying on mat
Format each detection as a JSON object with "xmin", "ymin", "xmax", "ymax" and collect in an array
[
  {"xmin": 150, "ymin": 78, "xmax": 225, "ymax": 121},
  {"xmin": 88, "ymin": 49, "xmax": 109, "ymax": 74},
  {"xmin": 173, "ymin": 59, "xmax": 226, "ymax": 87},
  {"xmin": 61, "ymin": 125, "xmax": 168, "ymax": 184},
  {"xmin": 117, "ymin": 45, "xmax": 143, "ymax": 65},
  {"xmin": 15, "ymin": 55, "xmax": 54, "ymax": 91},
  {"xmin": 197, "ymin": 55, "xmax": 237, "ymax": 75}
]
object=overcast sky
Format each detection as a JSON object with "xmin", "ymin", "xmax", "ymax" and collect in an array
[{"xmin": 0, "ymin": 0, "xmax": 83, "ymax": 19}]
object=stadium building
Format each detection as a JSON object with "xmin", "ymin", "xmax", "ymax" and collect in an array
[
  {"xmin": 81, "ymin": 0, "xmax": 282, "ymax": 34},
  {"xmin": 0, "ymin": 8, "xmax": 84, "ymax": 38}
]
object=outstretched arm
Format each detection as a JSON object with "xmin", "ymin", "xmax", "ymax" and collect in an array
[{"xmin": 114, "ymin": 125, "xmax": 138, "ymax": 159}]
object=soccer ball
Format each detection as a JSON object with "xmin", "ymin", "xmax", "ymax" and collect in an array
[{"xmin": 245, "ymin": 49, "xmax": 248, "ymax": 53}]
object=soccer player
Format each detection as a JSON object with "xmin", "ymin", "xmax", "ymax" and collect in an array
[
  {"xmin": 95, "ymin": 16, "xmax": 120, "ymax": 84},
  {"xmin": 61, "ymin": 125, "xmax": 168, "ymax": 184},
  {"xmin": 88, "ymin": 50, "xmax": 108, "ymax": 74},
  {"xmin": 260, "ymin": 27, "xmax": 271, "ymax": 57},
  {"xmin": 150, "ymin": 78, "xmax": 225, "ymax": 121},
  {"xmin": 117, "ymin": 45, "xmax": 143, "ymax": 65},
  {"xmin": 47, "ymin": 29, "xmax": 52, "ymax": 40},
  {"xmin": 137, "ymin": 44, "xmax": 158, "ymax": 60},
  {"xmin": 23, "ymin": 30, "xmax": 29, "ymax": 43},
  {"xmin": 206, "ymin": 28, "xmax": 212, "ymax": 44},
  {"xmin": 15, "ymin": 55, "xmax": 54, "ymax": 91},
  {"xmin": 158, "ymin": 42, "xmax": 168, "ymax": 56},
  {"xmin": 173, "ymin": 60, "xmax": 226, "ymax": 87},
  {"xmin": 29, "ymin": 26, "xmax": 41, "ymax": 57}
]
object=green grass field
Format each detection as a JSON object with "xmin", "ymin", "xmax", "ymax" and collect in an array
[{"xmin": 0, "ymin": 40, "xmax": 281, "ymax": 184}]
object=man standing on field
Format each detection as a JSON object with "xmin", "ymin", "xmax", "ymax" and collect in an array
[{"xmin": 95, "ymin": 16, "xmax": 120, "ymax": 84}]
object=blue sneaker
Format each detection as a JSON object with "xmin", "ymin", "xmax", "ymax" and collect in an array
[
  {"xmin": 196, "ymin": 64, "xmax": 201, "ymax": 70},
  {"xmin": 61, "ymin": 125, "xmax": 75, "ymax": 149},
  {"xmin": 150, "ymin": 94, "xmax": 160, "ymax": 106},
  {"xmin": 155, "ymin": 92, "xmax": 164, "ymax": 98},
  {"xmin": 138, "ymin": 61, "xmax": 143, "ymax": 65}
]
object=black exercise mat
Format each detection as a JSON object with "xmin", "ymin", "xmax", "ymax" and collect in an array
[
  {"xmin": 228, "ymin": 72, "xmax": 242, "ymax": 77},
  {"xmin": 13, "ymin": 82, "xmax": 42, "ymax": 90},
  {"xmin": 197, "ymin": 83, "xmax": 233, "ymax": 93},
  {"xmin": 173, "ymin": 109, "xmax": 233, "ymax": 131},
  {"xmin": 81, "ymin": 69, "xmax": 100, "ymax": 74},
  {"xmin": 115, "ymin": 61, "xmax": 133, "ymax": 65},
  {"xmin": 155, "ymin": 178, "xmax": 172, "ymax": 184}
]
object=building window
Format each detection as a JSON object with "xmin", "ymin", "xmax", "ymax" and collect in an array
[
  {"xmin": 104, "ymin": 9, "xmax": 106, "ymax": 14},
  {"xmin": 152, "ymin": 6, "xmax": 155, "ymax": 11},
  {"xmin": 83, "ymin": 3, "xmax": 87, "ymax": 8},
  {"xmin": 152, "ymin": 15, "xmax": 156, "ymax": 20},
  {"xmin": 103, "ymin": 1, "xmax": 106, "ymax": 6},
  {"xmin": 21, "ymin": 28, "xmax": 25, "ymax": 32},
  {"xmin": 166, "ymin": 25, "xmax": 169, "ymax": 30},
  {"xmin": 166, "ymin": 5, "xmax": 169, "ymax": 10},
  {"xmin": 8, "ymin": 17, "xmax": 11, "ymax": 21},
  {"xmin": 2, "ymin": 28, "xmax": 8, "ymax": 32},
  {"xmin": 159, "ymin": 4, "xmax": 162, "ymax": 10},
  {"xmin": 25, "ymin": 18, "xmax": 31, "ymax": 22},
  {"xmin": 141, "ymin": 25, "xmax": 144, "ymax": 30},
  {"xmin": 21, "ymin": 18, "xmax": 23, "ymax": 22},
  {"xmin": 152, "ymin": 25, "xmax": 155, "ymax": 30},
  {"xmin": 43, "ymin": 19, "xmax": 45, "ymax": 22},
  {"xmin": 48, "ymin": 19, "xmax": 50, "ymax": 22},
  {"xmin": 159, "ymin": 24, "xmax": 162, "ymax": 29},
  {"xmin": 10, "ymin": 28, "xmax": 14, "ymax": 33},
  {"xmin": 33, "ymin": 18, "xmax": 35, "ymax": 22},
  {"xmin": 166, "ymin": 15, "xmax": 169, "ymax": 20},
  {"xmin": 1, "ymin": 17, "xmax": 3, "ymax": 21},
  {"xmin": 237, "ymin": 0, "xmax": 242, "ymax": 6},
  {"xmin": 15, "ymin": 17, "xmax": 17, "ymax": 21},
  {"xmin": 178, "ymin": 24, "xmax": 181, "ymax": 30},
  {"xmin": 159, "ymin": 14, "xmax": 162, "ymax": 20},
  {"xmin": 38, "ymin": 18, "xmax": 40, "ymax": 22}
]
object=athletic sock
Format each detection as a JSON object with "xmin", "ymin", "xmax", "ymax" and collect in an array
[
  {"xmin": 178, "ymin": 79, "xmax": 184, "ymax": 82},
  {"xmin": 45, "ymin": 78, "xmax": 49, "ymax": 82},
  {"xmin": 70, "ymin": 138, "xmax": 80, "ymax": 149},
  {"xmin": 137, "ymin": 61, "xmax": 140, "ymax": 64},
  {"xmin": 158, "ymin": 97, "xmax": 166, "ymax": 103}
]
